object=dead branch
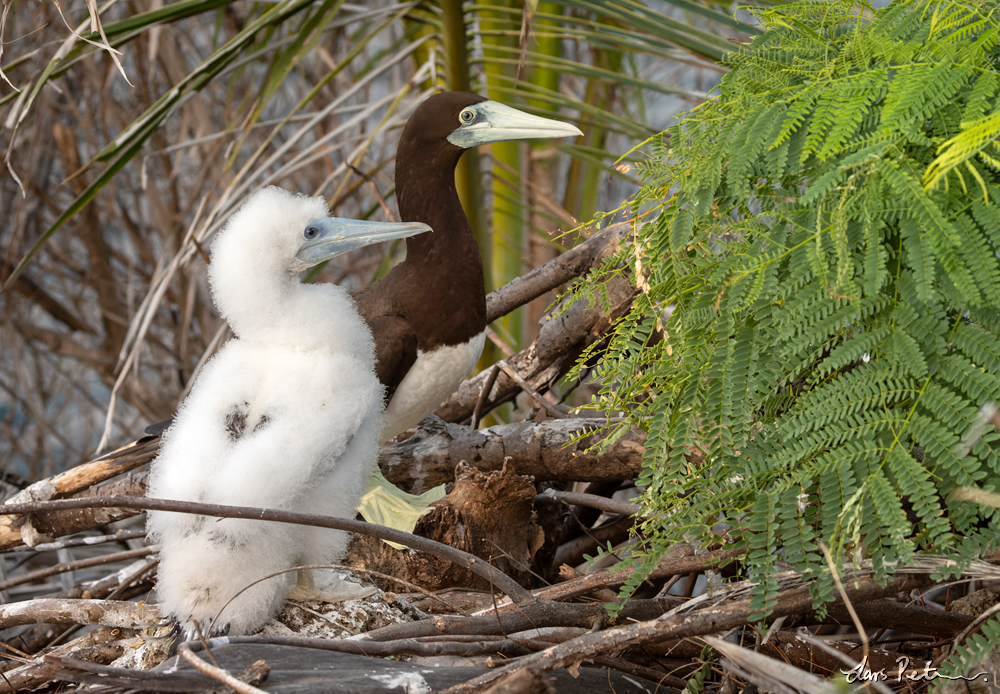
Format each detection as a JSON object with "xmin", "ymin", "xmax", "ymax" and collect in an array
[
  {"xmin": 485, "ymin": 225, "xmax": 629, "ymax": 324},
  {"xmin": 524, "ymin": 546, "xmax": 743, "ymax": 605},
  {"xmin": 0, "ymin": 545, "xmax": 156, "ymax": 591},
  {"xmin": 0, "ymin": 495, "xmax": 533, "ymax": 604},
  {"xmin": 381, "ymin": 417, "xmax": 645, "ymax": 494},
  {"xmin": 0, "ymin": 469, "xmax": 150, "ymax": 551},
  {"xmin": 434, "ymin": 572, "xmax": 933, "ymax": 694},
  {"xmin": 535, "ymin": 489, "xmax": 639, "ymax": 517},
  {"xmin": 798, "ymin": 598, "xmax": 975, "ymax": 638},
  {"xmin": 435, "ymin": 274, "xmax": 638, "ymax": 424},
  {"xmin": 177, "ymin": 642, "xmax": 268, "ymax": 694},
  {"xmin": 0, "ymin": 438, "xmax": 157, "ymax": 549},
  {"xmin": 0, "ymin": 627, "xmax": 131, "ymax": 694},
  {"xmin": 358, "ymin": 598, "xmax": 680, "ymax": 643},
  {"xmin": 0, "ymin": 598, "xmax": 159, "ymax": 630}
]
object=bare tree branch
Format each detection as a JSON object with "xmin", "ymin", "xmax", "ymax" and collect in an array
[
  {"xmin": 534, "ymin": 489, "xmax": 639, "ymax": 517},
  {"xmin": 0, "ymin": 469, "xmax": 150, "ymax": 551},
  {"xmin": 436, "ymin": 275, "xmax": 638, "ymax": 424},
  {"xmin": 0, "ymin": 495, "xmax": 533, "ymax": 604},
  {"xmin": 0, "ymin": 545, "xmax": 156, "ymax": 592},
  {"xmin": 0, "ymin": 598, "xmax": 159, "ymax": 630},
  {"xmin": 381, "ymin": 417, "xmax": 645, "ymax": 494},
  {"xmin": 485, "ymin": 225, "xmax": 629, "ymax": 324}
]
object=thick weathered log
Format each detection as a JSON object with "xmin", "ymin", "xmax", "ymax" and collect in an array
[
  {"xmin": 347, "ymin": 462, "xmax": 543, "ymax": 592},
  {"xmin": 44, "ymin": 642, "xmax": 656, "ymax": 694},
  {"xmin": 485, "ymin": 225, "xmax": 629, "ymax": 324},
  {"xmin": 380, "ymin": 417, "xmax": 646, "ymax": 494},
  {"xmin": 435, "ymin": 275, "xmax": 638, "ymax": 424}
]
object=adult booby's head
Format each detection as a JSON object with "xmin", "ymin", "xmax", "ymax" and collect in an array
[
  {"xmin": 395, "ymin": 93, "xmax": 581, "ymax": 225},
  {"xmin": 210, "ymin": 186, "xmax": 430, "ymax": 343},
  {"xmin": 400, "ymin": 91, "xmax": 583, "ymax": 152}
]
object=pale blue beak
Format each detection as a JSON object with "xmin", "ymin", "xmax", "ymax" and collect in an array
[
  {"xmin": 446, "ymin": 101, "xmax": 583, "ymax": 149},
  {"xmin": 296, "ymin": 218, "xmax": 432, "ymax": 265}
]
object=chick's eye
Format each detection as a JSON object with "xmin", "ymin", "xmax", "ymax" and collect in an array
[
  {"xmin": 304, "ymin": 225, "xmax": 319, "ymax": 240},
  {"xmin": 459, "ymin": 109, "xmax": 475, "ymax": 124}
]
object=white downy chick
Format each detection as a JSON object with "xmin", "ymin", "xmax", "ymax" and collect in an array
[{"xmin": 146, "ymin": 187, "xmax": 430, "ymax": 638}]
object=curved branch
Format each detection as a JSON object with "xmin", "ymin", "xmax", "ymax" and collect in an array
[{"xmin": 0, "ymin": 496, "xmax": 533, "ymax": 605}]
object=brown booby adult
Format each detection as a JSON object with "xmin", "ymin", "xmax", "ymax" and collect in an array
[{"xmin": 355, "ymin": 92, "xmax": 582, "ymax": 441}]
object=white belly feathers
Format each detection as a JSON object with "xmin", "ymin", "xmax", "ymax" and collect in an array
[{"xmin": 379, "ymin": 330, "xmax": 486, "ymax": 441}]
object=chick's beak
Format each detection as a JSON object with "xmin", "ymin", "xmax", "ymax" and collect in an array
[{"xmin": 296, "ymin": 218, "xmax": 432, "ymax": 265}]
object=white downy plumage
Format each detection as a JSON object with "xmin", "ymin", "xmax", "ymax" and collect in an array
[{"xmin": 146, "ymin": 187, "xmax": 429, "ymax": 637}]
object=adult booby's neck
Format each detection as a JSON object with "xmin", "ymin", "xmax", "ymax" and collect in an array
[
  {"xmin": 393, "ymin": 142, "xmax": 487, "ymax": 325},
  {"xmin": 396, "ymin": 143, "xmax": 476, "ymax": 256}
]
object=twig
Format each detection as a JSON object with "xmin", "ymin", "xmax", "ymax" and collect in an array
[
  {"xmin": 105, "ymin": 558, "xmax": 158, "ymax": 600},
  {"xmin": 347, "ymin": 163, "xmax": 396, "ymax": 222},
  {"xmin": 0, "ymin": 496, "xmax": 533, "ymax": 605},
  {"xmin": 535, "ymin": 489, "xmax": 639, "ymax": 517},
  {"xmin": 820, "ymin": 542, "xmax": 868, "ymax": 662},
  {"xmin": 14, "ymin": 528, "xmax": 146, "ymax": 553},
  {"xmin": 496, "ymin": 361, "xmax": 565, "ymax": 419},
  {"xmin": 0, "ymin": 545, "xmax": 157, "ymax": 592},
  {"xmin": 178, "ymin": 642, "xmax": 267, "ymax": 694},
  {"xmin": 472, "ymin": 365, "xmax": 500, "ymax": 429},
  {"xmin": 485, "ymin": 326, "xmax": 515, "ymax": 357},
  {"xmin": 220, "ymin": 634, "xmax": 531, "ymax": 658},
  {"xmin": 343, "ymin": 564, "xmax": 470, "ymax": 616}
]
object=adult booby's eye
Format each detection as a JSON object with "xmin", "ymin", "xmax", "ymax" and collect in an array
[
  {"xmin": 459, "ymin": 108, "xmax": 476, "ymax": 124},
  {"xmin": 304, "ymin": 225, "xmax": 320, "ymax": 240}
]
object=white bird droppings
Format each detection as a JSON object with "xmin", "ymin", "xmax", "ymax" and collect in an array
[{"xmin": 370, "ymin": 672, "xmax": 432, "ymax": 693}]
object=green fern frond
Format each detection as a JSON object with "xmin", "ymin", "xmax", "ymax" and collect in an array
[{"xmin": 573, "ymin": 0, "xmax": 1000, "ymax": 618}]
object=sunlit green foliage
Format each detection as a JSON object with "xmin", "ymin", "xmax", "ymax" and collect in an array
[{"xmin": 579, "ymin": 0, "xmax": 1000, "ymax": 627}]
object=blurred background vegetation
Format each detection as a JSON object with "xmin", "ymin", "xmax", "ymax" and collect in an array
[{"xmin": 0, "ymin": 0, "xmax": 758, "ymax": 481}]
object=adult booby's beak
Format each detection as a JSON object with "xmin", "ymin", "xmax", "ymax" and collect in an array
[
  {"xmin": 446, "ymin": 101, "xmax": 583, "ymax": 149},
  {"xmin": 296, "ymin": 218, "xmax": 432, "ymax": 265}
]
